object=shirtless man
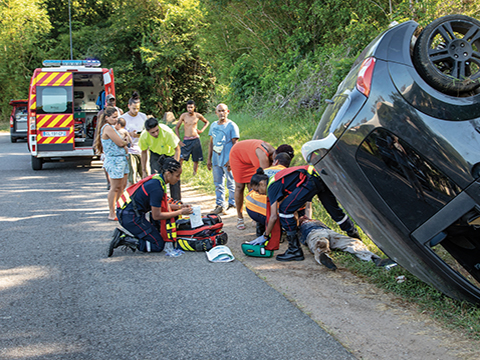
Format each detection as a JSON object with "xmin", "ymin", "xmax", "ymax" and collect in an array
[{"xmin": 175, "ymin": 100, "xmax": 209, "ymax": 176}]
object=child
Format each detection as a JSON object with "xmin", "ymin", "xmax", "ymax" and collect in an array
[{"xmin": 115, "ymin": 118, "xmax": 133, "ymax": 148}]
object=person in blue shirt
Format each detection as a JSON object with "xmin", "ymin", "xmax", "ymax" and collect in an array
[{"xmin": 207, "ymin": 103, "xmax": 240, "ymax": 215}]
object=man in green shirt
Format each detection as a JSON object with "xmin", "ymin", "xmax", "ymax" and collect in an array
[{"xmin": 139, "ymin": 117, "xmax": 181, "ymax": 200}]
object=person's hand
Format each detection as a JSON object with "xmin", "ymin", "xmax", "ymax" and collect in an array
[
  {"xmin": 181, "ymin": 206, "xmax": 193, "ymax": 215},
  {"xmin": 179, "ymin": 141, "xmax": 185, "ymax": 147},
  {"xmin": 142, "ymin": 170, "xmax": 148, "ymax": 179},
  {"xmin": 248, "ymin": 235, "xmax": 268, "ymax": 245},
  {"xmin": 225, "ymin": 161, "xmax": 231, "ymax": 172},
  {"xmin": 197, "ymin": 129, "xmax": 204, "ymax": 134},
  {"xmin": 181, "ymin": 204, "xmax": 192, "ymax": 209},
  {"xmin": 207, "ymin": 160, "xmax": 212, "ymax": 171}
]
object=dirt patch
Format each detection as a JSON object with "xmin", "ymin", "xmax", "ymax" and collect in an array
[{"xmin": 183, "ymin": 186, "xmax": 480, "ymax": 360}]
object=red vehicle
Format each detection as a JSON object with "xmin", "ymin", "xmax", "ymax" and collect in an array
[
  {"xmin": 27, "ymin": 60, "xmax": 115, "ymax": 170},
  {"xmin": 9, "ymin": 99, "xmax": 28, "ymax": 143}
]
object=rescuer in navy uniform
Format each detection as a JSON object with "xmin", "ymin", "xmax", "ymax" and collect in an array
[
  {"xmin": 108, "ymin": 157, "xmax": 193, "ymax": 256},
  {"xmin": 258, "ymin": 165, "xmax": 359, "ymax": 262}
]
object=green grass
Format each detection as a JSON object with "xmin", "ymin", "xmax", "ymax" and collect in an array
[
  {"xmin": 177, "ymin": 108, "xmax": 480, "ymax": 340},
  {"xmin": 0, "ymin": 119, "xmax": 9, "ymax": 132}
]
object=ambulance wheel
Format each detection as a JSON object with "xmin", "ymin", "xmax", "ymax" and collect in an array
[
  {"xmin": 31, "ymin": 156, "xmax": 43, "ymax": 170},
  {"xmin": 10, "ymin": 136, "xmax": 17, "ymax": 143}
]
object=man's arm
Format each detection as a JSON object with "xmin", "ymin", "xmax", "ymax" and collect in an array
[
  {"xmin": 174, "ymin": 145, "xmax": 181, "ymax": 161},
  {"xmin": 141, "ymin": 149, "xmax": 149, "ymax": 178},
  {"xmin": 196, "ymin": 114, "xmax": 209, "ymax": 134},
  {"xmin": 175, "ymin": 114, "xmax": 185, "ymax": 146},
  {"xmin": 225, "ymin": 137, "xmax": 239, "ymax": 171},
  {"xmin": 207, "ymin": 137, "xmax": 213, "ymax": 171},
  {"xmin": 264, "ymin": 201, "xmax": 279, "ymax": 237}
]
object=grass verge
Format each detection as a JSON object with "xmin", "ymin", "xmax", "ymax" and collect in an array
[
  {"xmin": 0, "ymin": 119, "xmax": 9, "ymax": 132},
  {"xmin": 174, "ymin": 108, "xmax": 480, "ymax": 341}
]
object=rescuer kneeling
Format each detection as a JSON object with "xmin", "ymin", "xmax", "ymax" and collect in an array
[
  {"xmin": 107, "ymin": 157, "xmax": 193, "ymax": 256},
  {"xmin": 257, "ymin": 165, "xmax": 360, "ymax": 262}
]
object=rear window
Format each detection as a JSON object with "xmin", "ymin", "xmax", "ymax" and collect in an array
[{"xmin": 36, "ymin": 86, "xmax": 72, "ymax": 114}]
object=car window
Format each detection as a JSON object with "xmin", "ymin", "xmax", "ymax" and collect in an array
[{"xmin": 36, "ymin": 86, "xmax": 73, "ymax": 114}]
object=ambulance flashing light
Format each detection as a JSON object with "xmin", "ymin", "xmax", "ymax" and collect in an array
[{"xmin": 42, "ymin": 60, "xmax": 101, "ymax": 67}]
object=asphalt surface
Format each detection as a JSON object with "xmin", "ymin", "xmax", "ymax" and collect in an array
[{"xmin": 0, "ymin": 133, "xmax": 355, "ymax": 360}]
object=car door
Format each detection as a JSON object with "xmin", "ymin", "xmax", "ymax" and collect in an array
[{"xmin": 34, "ymin": 71, "xmax": 74, "ymax": 151}]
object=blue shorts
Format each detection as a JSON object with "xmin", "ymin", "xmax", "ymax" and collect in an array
[
  {"xmin": 104, "ymin": 155, "xmax": 129, "ymax": 179},
  {"xmin": 180, "ymin": 137, "xmax": 203, "ymax": 162}
]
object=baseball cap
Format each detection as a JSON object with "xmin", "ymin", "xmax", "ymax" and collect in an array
[{"xmin": 106, "ymin": 94, "xmax": 115, "ymax": 102}]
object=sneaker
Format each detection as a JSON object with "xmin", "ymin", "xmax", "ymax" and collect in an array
[
  {"xmin": 226, "ymin": 203, "xmax": 236, "ymax": 211},
  {"xmin": 212, "ymin": 205, "xmax": 226, "ymax": 215}
]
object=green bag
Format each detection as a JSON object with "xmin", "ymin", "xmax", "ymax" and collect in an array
[{"xmin": 241, "ymin": 243, "xmax": 274, "ymax": 257}]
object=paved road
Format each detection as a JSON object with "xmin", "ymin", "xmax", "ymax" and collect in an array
[{"xmin": 0, "ymin": 133, "xmax": 355, "ymax": 360}]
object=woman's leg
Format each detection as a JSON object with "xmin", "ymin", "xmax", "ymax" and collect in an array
[
  {"xmin": 235, "ymin": 182, "xmax": 246, "ymax": 219},
  {"xmin": 120, "ymin": 174, "xmax": 128, "ymax": 193},
  {"xmin": 108, "ymin": 177, "xmax": 123, "ymax": 220}
]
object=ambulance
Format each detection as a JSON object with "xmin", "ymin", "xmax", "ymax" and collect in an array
[{"xmin": 27, "ymin": 60, "xmax": 115, "ymax": 170}]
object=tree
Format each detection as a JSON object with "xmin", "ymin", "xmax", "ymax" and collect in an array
[{"xmin": 0, "ymin": 0, "xmax": 51, "ymax": 118}]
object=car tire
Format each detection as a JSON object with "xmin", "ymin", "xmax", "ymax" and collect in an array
[
  {"xmin": 10, "ymin": 136, "xmax": 17, "ymax": 143},
  {"xmin": 31, "ymin": 156, "xmax": 43, "ymax": 171},
  {"xmin": 413, "ymin": 14, "xmax": 480, "ymax": 95}
]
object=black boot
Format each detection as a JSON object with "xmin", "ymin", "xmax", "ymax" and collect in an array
[
  {"xmin": 256, "ymin": 222, "xmax": 265, "ymax": 237},
  {"xmin": 276, "ymin": 233, "xmax": 304, "ymax": 262},
  {"xmin": 347, "ymin": 227, "xmax": 361, "ymax": 239},
  {"xmin": 320, "ymin": 253, "xmax": 337, "ymax": 270},
  {"xmin": 108, "ymin": 228, "xmax": 139, "ymax": 257}
]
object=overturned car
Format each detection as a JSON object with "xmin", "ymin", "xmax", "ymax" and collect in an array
[{"xmin": 302, "ymin": 15, "xmax": 480, "ymax": 303}]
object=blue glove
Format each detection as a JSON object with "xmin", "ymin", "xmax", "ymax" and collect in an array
[{"xmin": 247, "ymin": 235, "xmax": 268, "ymax": 246}]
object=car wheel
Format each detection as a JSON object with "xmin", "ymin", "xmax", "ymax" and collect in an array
[
  {"xmin": 10, "ymin": 136, "xmax": 17, "ymax": 143},
  {"xmin": 413, "ymin": 14, "xmax": 480, "ymax": 95},
  {"xmin": 31, "ymin": 156, "xmax": 43, "ymax": 171}
]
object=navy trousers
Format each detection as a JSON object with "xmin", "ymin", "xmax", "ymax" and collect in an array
[
  {"xmin": 117, "ymin": 208, "xmax": 165, "ymax": 252},
  {"xmin": 278, "ymin": 176, "xmax": 355, "ymax": 235}
]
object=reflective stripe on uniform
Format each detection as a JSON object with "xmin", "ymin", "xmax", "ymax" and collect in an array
[
  {"xmin": 245, "ymin": 191, "xmax": 267, "ymax": 216},
  {"xmin": 336, "ymin": 214, "xmax": 349, "ymax": 225},
  {"xmin": 278, "ymin": 213, "xmax": 295, "ymax": 218}
]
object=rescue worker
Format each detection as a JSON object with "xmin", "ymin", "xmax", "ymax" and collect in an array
[
  {"xmin": 107, "ymin": 157, "xmax": 193, "ymax": 256},
  {"xmin": 255, "ymin": 165, "xmax": 360, "ymax": 262},
  {"xmin": 245, "ymin": 152, "xmax": 292, "ymax": 238}
]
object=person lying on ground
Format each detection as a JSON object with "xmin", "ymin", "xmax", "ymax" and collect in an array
[
  {"xmin": 298, "ymin": 216, "xmax": 395, "ymax": 270},
  {"xmin": 258, "ymin": 165, "xmax": 360, "ymax": 262}
]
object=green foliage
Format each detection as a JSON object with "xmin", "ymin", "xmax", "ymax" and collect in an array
[{"xmin": 0, "ymin": 0, "xmax": 51, "ymax": 119}]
